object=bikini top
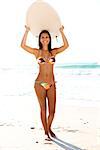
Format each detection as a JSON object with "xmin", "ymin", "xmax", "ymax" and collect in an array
[{"xmin": 37, "ymin": 50, "xmax": 55, "ymax": 65}]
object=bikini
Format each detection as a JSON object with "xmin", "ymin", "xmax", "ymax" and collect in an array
[
  {"xmin": 35, "ymin": 50, "xmax": 56, "ymax": 90},
  {"xmin": 37, "ymin": 55, "xmax": 55, "ymax": 65}
]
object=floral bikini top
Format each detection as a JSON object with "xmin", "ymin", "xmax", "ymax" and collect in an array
[{"xmin": 37, "ymin": 50, "xmax": 55, "ymax": 65}]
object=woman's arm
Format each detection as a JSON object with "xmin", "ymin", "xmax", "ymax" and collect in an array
[
  {"xmin": 52, "ymin": 26, "xmax": 69, "ymax": 55},
  {"xmin": 21, "ymin": 26, "xmax": 38, "ymax": 56}
]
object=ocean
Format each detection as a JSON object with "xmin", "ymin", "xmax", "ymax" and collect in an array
[{"xmin": 0, "ymin": 63, "xmax": 100, "ymax": 126}]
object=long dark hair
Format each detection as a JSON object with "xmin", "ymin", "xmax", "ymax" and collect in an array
[{"xmin": 38, "ymin": 30, "xmax": 51, "ymax": 52}]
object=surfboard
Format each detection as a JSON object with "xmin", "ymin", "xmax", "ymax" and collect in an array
[{"xmin": 26, "ymin": 0, "xmax": 62, "ymax": 38}]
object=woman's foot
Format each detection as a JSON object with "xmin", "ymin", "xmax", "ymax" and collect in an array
[
  {"xmin": 49, "ymin": 129, "xmax": 56, "ymax": 138},
  {"xmin": 44, "ymin": 134, "xmax": 51, "ymax": 141}
]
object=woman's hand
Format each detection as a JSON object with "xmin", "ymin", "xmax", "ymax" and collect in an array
[
  {"xmin": 25, "ymin": 25, "xmax": 30, "ymax": 32},
  {"xmin": 59, "ymin": 25, "xmax": 64, "ymax": 32}
]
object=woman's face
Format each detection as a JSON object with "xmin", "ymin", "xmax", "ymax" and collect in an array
[{"xmin": 40, "ymin": 33, "xmax": 50, "ymax": 46}]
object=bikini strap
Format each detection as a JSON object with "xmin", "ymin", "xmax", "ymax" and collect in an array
[
  {"xmin": 50, "ymin": 51, "xmax": 55, "ymax": 58},
  {"xmin": 37, "ymin": 49, "xmax": 42, "ymax": 59},
  {"xmin": 50, "ymin": 51, "xmax": 53, "ymax": 57}
]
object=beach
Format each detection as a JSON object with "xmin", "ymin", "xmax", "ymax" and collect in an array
[
  {"xmin": 0, "ymin": 0, "xmax": 100, "ymax": 148},
  {"xmin": 0, "ymin": 66, "xmax": 100, "ymax": 150}
]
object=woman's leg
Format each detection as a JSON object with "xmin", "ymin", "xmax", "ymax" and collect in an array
[
  {"xmin": 34, "ymin": 83, "xmax": 49, "ymax": 137},
  {"xmin": 47, "ymin": 84, "xmax": 56, "ymax": 137}
]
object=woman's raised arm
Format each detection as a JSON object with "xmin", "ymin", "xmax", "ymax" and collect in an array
[
  {"xmin": 21, "ymin": 26, "xmax": 38, "ymax": 56},
  {"xmin": 52, "ymin": 26, "xmax": 69, "ymax": 55}
]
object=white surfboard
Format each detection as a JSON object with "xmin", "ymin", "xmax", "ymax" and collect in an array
[{"xmin": 26, "ymin": 0, "xmax": 62, "ymax": 38}]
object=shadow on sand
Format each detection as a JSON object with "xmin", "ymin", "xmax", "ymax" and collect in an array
[{"xmin": 51, "ymin": 137, "xmax": 84, "ymax": 150}]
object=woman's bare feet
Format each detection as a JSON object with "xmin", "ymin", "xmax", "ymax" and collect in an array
[
  {"xmin": 44, "ymin": 133, "xmax": 51, "ymax": 141},
  {"xmin": 49, "ymin": 129, "xmax": 56, "ymax": 138}
]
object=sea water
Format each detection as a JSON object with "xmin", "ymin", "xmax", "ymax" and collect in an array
[{"xmin": 0, "ymin": 63, "xmax": 100, "ymax": 126}]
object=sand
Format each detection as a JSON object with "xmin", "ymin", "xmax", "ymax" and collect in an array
[{"xmin": 0, "ymin": 104, "xmax": 100, "ymax": 150}]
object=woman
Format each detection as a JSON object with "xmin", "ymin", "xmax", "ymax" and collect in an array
[{"xmin": 21, "ymin": 25, "xmax": 69, "ymax": 140}]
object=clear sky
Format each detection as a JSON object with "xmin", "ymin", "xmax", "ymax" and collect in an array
[{"xmin": 0, "ymin": 0, "xmax": 100, "ymax": 67}]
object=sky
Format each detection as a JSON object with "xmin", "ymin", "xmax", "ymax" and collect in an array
[{"xmin": 0, "ymin": 0, "xmax": 100, "ymax": 67}]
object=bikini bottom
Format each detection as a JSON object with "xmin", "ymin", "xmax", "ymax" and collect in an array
[{"xmin": 35, "ymin": 80, "xmax": 56, "ymax": 90}]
